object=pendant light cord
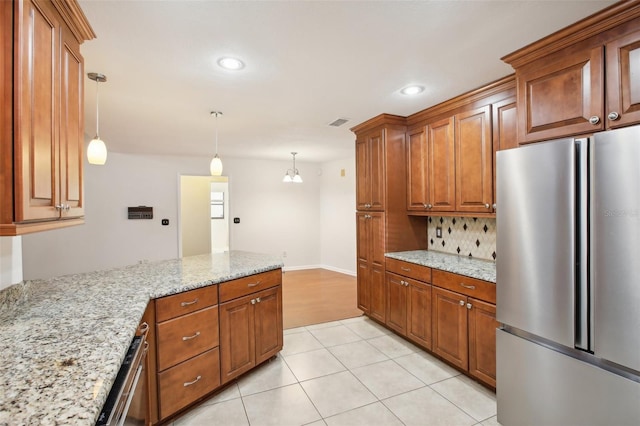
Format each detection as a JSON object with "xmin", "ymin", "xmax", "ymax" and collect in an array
[{"xmin": 95, "ymin": 78, "xmax": 100, "ymax": 138}]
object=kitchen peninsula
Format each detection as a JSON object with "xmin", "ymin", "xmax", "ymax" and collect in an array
[{"xmin": 0, "ymin": 251, "xmax": 283, "ymax": 424}]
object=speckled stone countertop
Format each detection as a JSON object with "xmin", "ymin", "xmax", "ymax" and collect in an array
[
  {"xmin": 0, "ymin": 251, "xmax": 283, "ymax": 425},
  {"xmin": 385, "ymin": 250, "xmax": 496, "ymax": 283}
]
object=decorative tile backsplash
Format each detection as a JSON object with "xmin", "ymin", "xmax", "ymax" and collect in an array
[{"xmin": 427, "ymin": 216, "xmax": 496, "ymax": 261}]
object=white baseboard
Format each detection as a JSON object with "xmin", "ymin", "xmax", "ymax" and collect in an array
[{"xmin": 282, "ymin": 264, "xmax": 356, "ymax": 277}]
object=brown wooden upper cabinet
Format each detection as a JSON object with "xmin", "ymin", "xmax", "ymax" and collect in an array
[
  {"xmin": 503, "ymin": 3, "xmax": 640, "ymax": 144},
  {"xmin": 0, "ymin": 0, "xmax": 95, "ymax": 236},
  {"xmin": 407, "ymin": 108, "xmax": 493, "ymax": 214},
  {"xmin": 406, "ymin": 117, "xmax": 455, "ymax": 213},
  {"xmin": 356, "ymin": 128, "xmax": 385, "ymax": 211}
]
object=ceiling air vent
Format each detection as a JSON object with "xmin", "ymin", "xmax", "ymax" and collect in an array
[{"xmin": 328, "ymin": 118, "xmax": 349, "ymax": 127}]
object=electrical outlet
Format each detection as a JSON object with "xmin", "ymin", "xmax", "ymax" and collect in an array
[{"xmin": 436, "ymin": 227, "xmax": 442, "ymax": 238}]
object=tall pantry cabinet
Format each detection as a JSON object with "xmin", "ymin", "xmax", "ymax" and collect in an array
[
  {"xmin": 352, "ymin": 114, "xmax": 427, "ymax": 323},
  {"xmin": 0, "ymin": 0, "xmax": 95, "ymax": 236}
]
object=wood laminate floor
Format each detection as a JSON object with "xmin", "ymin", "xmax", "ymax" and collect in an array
[{"xmin": 282, "ymin": 268, "xmax": 363, "ymax": 329}]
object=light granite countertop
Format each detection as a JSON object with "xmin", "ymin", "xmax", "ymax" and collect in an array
[
  {"xmin": 0, "ymin": 251, "xmax": 283, "ymax": 425},
  {"xmin": 385, "ymin": 250, "xmax": 496, "ymax": 283}
]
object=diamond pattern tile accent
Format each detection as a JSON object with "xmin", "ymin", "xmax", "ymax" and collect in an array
[{"xmin": 427, "ymin": 217, "xmax": 496, "ymax": 261}]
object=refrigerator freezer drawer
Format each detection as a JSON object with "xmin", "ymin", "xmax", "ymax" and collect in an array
[{"xmin": 497, "ymin": 329, "xmax": 640, "ymax": 426}]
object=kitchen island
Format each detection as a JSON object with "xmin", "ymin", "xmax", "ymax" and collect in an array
[{"xmin": 0, "ymin": 251, "xmax": 283, "ymax": 425}]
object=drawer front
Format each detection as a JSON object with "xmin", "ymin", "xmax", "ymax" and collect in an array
[
  {"xmin": 156, "ymin": 286, "xmax": 218, "ymax": 322},
  {"xmin": 386, "ymin": 258, "xmax": 432, "ymax": 283},
  {"xmin": 432, "ymin": 269, "xmax": 495, "ymax": 304},
  {"xmin": 158, "ymin": 348, "xmax": 220, "ymax": 420},
  {"xmin": 157, "ymin": 306, "xmax": 219, "ymax": 371},
  {"xmin": 219, "ymin": 269, "xmax": 282, "ymax": 303}
]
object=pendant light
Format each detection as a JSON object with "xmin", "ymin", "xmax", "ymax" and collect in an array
[
  {"xmin": 210, "ymin": 111, "xmax": 223, "ymax": 176},
  {"xmin": 283, "ymin": 152, "xmax": 303, "ymax": 183},
  {"xmin": 87, "ymin": 72, "xmax": 108, "ymax": 165}
]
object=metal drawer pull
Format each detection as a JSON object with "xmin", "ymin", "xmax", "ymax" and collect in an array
[
  {"xmin": 183, "ymin": 375, "xmax": 202, "ymax": 387},
  {"xmin": 459, "ymin": 283, "xmax": 476, "ymax": 290},
  {"xmin": 247, "ymin": 280, "xmax": 262, "ymax": 288},
  {"xmin": 181, "ymin": 298, "xmax": 198, "ymax": 307},
  {"xmin": 182, "ymin": 331, "xmax": 201, "ymax": 341},
  {"xmin": 139, "ymin": 322, "xmax": 149, "ymax": 334},
  {"xmin": 400, "ymin": 267, "xmax": 411, "ymax": 272}
]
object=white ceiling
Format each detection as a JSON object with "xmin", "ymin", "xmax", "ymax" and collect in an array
[{"xmin": 78, "ymin": 0, "xmax": 615, "ymax": 164}]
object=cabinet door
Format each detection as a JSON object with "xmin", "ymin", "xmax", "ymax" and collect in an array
[
  {"xmin": 407, "ymin": 278, "xmax": 432, "ymax": 350},
  {"xmin": 467, "ymin": 298, "xmax": 498, "ymax": 388},
  {"xmin": 355, "ymin": 137, "xmax": 370, "ymax": 210},
  {"xmin": 357, "ymin": 261, "xmax": 370, "ymax": 314},
  {"xmin": 428, "ymin": 117, "xmax": 455, "ymax": 211},
  {"xmin": 219, "ymin": 295, "xmax": 255, "ymax": 384},
  {"xmin": 432, "ymin": 287, "xmax": 468, "ymax": 370},
  {"xmin": 406, "ymin": 127, "xmax": 429, "ymax": 211},
  {"xmin": 492, "ymin": 97, "xmax": 518, "ymax": 208},
  {"xmin": 370, "ymin": 212, "xmax": 385, "ymax": 269},
  {"xmin": 369, "ymin": 265, "xmax": 386, "ymax": 323},
  {"xmin": 59, "ymin": 23, "xmax": 84, "ymax": 217},
  {"xmin": 356, "ymin": 212, "xmax": 370, "ymax": 264},
  {"xmin": 355, "ymin": 129, "xmax": 385, "ymax": 211},
  {"xmin": 606, "ymin": 30, "xmax": 640, "ymax": 128},
  {"xmin": 517, "ymin": 46, "xmax": 604, "ymax": 143},
  {"xmin": 14, "ymin": 0, "xmax": 60, "ymax": 222},
  {"xmin": 385, "ymin": 272, "xmax": 407, "ymax": 335},
  {"xmin": 455, "ymin": 106, "xmax": 492, "ymax": 213},
  {"xmin": 1, "ymin": 2, "xmax": 11, "ymax": 226},
  {"xmin": 254, "ymin": 286, "xmax": 283, "ymax": 365}
]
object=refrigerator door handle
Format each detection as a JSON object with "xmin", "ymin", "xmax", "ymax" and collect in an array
[{"xmin": 575, "ymin": 138, "xmax": 590, "ymax": 351}]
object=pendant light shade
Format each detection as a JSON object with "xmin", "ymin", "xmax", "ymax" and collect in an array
[
  {"xmin": 210, "ymin": 111, "xmax": 223, "ymax": 176},
  {"xmin": 87, "ymin": 72, "xmax": 108, "ymax": 165},
  {"xmin": 87, "ymin": 137, "xmax": 107, "ymax": 165},
  {"xmin": 283, "ymin": 152, "xmax": 303, "ymax": 183}
]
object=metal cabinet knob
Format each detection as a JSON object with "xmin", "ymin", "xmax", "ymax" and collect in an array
[
  {"xmin": 608, "ymin": 111, "xmax": 620, "ymax": 121},
  {"xmin": 485, "ymin": 203, "xmax": 490, "ymax": 209},
  {"xmin": 256, "ymin": 297, "xmax": 261, "ymax": 303},
  {"xmin": 466, "ymin": 303, "xmax": 473, "ymax": 310},
  {"xmin": 423, "ymin": 203, "xmax": 428, "ymax": 209},
  {"xmin": 459, "ymin": 300, "xmax": 465, "ymax": 306},
  {"xmin": 427, "ymin": 204, "xmax": 433, "ymax": 209},
  {"xmin": 492, "ymin": 203, "xmax": 497, "ymax": 210},
  {"xmin": 589, "ymin": 115, "xmax": 601, "ymax": 125},
  {"xmin": 251, "ymin": 299, "xmax": 256, "ymax": 305}
]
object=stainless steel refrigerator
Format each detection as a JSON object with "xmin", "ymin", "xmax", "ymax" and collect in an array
[{"xmin": 496, "ymin": 125, "xmax": 640, "ymax": 426}]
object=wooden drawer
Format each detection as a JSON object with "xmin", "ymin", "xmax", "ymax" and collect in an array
[
  {"xmin": 156, "ymin": 306, "xmax": 219, "ymax": 371},
  {"xmin": 432, "ymin": 269, "xmax": 496, "ymax": 304},
  {"xmin": 156, "ymin": 286, "xmax": 218, "ymax": 322},
  {"xmin": 219, "ymin": 269, "xmax": 282, "ymax": 303},
  {"xmin": 158, "ymin": 348, "xmax": 220, "ymax": 420},
  {"xmin": 386, "ymin": 257, "xmax": 432, "ymax": 283}
]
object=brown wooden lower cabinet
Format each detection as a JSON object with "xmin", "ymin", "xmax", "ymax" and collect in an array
[
  {"xmin": 219, "ymin": 285, "xmax": 283, "ymax": 384},
  {"xmin": 370, "ymin": 260, "xmax": 497, "ymax": 388},
  {"xmin": 431, "ymin": 286, "xmax": 498, "ymax": 387},
  {"xmin": 467, "ymin": 297, "xmax": 498, "ymax": 387},
  {"xmin": 386, "ymin": 272, "xmax": 432, "ymax": 350},
  {"xmin": 148, "ymin": 269, "xmax": 284, "ymax": 424}
]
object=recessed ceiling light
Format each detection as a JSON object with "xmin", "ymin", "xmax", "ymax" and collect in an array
[
  {"xmin": 400, "ymin": 85, "xmax": 425, "ymax": 95},
  {"xmin": 217, "ymin": 57, "xmax": 245, "ymax": 70}
]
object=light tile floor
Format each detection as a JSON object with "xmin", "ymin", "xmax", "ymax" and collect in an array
[{"xmin": 170, "ymin": 316, "xmax": 499, "ymax": 426}]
